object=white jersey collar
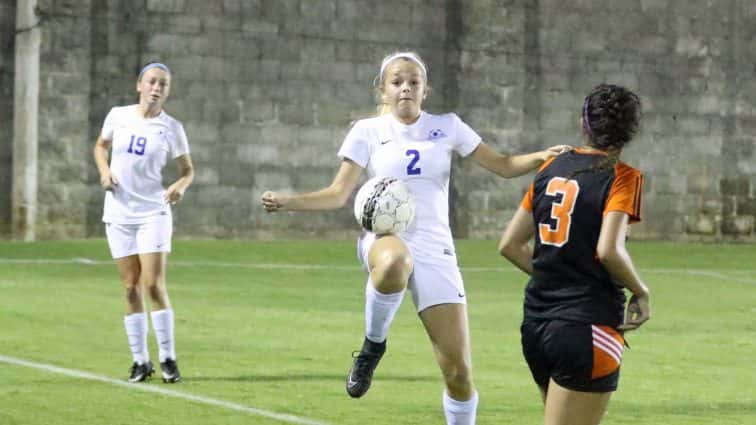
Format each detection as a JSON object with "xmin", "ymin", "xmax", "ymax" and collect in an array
[{"xmin": 388, "ymin": 111, "xmax": 427, "ymax": 140}]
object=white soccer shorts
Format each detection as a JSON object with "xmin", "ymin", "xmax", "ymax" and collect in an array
[
  {"xmin": 357, "ymin": 232, "xmax": 467, "ymax": 312},
  {"xmin": 105, "ymin": 214, "xmax": 173, "ymax": 259}
]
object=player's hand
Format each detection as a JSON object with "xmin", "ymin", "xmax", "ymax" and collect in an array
[
  {"xmin": 544, "ymin": 144, "xmax": 572, "ymax": 157},
  {"xmin": 100, "ymin": 170, "xmax": 118, "ymax": 191},
  {"xmin": 536, "ymin": 145, "xmax": 571, "ymax": 162},
  {"xmin": 164, "ymin": 183, "xmax": 185, "ymax": 205},
  {"xmin": 618, "ymin": 291, "xmax": 651, "ymax": 331},
  {"xmin": 261, "ymin": 191, "xmax": 289, "ymax": 212}
]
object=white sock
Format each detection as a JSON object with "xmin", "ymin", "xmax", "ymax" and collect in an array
[
  {"xmin": 443, "ymin": 390, "xmax": 479, "ymax": 425},
  {"xmin": 124, "ymin": 312, "xmax": 149, "ymax": 364},
  {"xmin": 150, "ymin": 309, "xmax": 176, "ymax": 362},
  {"xmin": 364, "ymin": 282, "xmax": 405, "ymax": 343}
]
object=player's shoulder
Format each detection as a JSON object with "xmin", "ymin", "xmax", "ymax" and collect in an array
[
  {"xmin": 158, "ymin": 109, "xmax": 184, "ymax": 128},
  {"xmin": 423, "ymin": 111, "xmax": 460, "ymax": 125},
  {"xmin": 614, "ymin": 161, "xmax": 641, "ymax": 178},
  {"xmin": 347, "ymin": 115, "xmax": 393, "ymax": 143},
  {"xmin": 108, "ymin": 104, "xmax": 137, "ymax": 116},
  {"xmin": 418, "ymin": 112, "xmax": 462, "ymax": 142},
  {"xmin": 351, "ymin": 114, "xmax": 390, "ymax": 129}
]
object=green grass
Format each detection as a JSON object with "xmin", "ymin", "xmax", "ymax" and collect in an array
[{"xmin": 0, "ymin": 240, "xmax": 753, "ymax": 424}]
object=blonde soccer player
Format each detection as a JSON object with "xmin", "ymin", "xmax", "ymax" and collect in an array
[{"xmin": 262, "ymin": 51, "xmax": 568, "ymax": 424}]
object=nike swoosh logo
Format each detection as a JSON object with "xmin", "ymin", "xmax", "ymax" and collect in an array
[
  {"xmin": 347, "ymin": 374, "xmax": 358, "ymax": 387},
  {"xmin": 380, "ymin": 140, "xmax": 391, "ymax": 145}
]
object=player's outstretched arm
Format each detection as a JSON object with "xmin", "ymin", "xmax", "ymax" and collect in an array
[
  {"xmin": 262, "ymin": 159, "xmax": 363, "ymax": 212},
  {"xmin": 498, "ymin": 206, "xmax": 535, "ymax": 275},
  {"xmin": 597, "ymin": 211, "xmax": 651, "ymax": 331},
  {"xmin": 471, "ymin": 143, "xmax": 571, "ymax": 178}
]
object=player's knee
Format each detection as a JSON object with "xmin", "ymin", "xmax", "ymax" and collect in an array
[
  {"xmin": 142, "ymin": 279, "xmax": 165, "ymax": 299},
  {"xmin": 372, "ymin": 253, "xmax": 411, "ymax": 292},
  {"xmin": 441, "ymin": 361, "xmax": 473, "ymax": 392},
  {"xmin": 120, "ymin": 271, "xmax": 139, "ymax": 286},
  {"xmin": 123, "ymin": 281, "xmax": 143, "ymax": 305},
  {"xmin": 121, "ymin": 277, "xmax": 140, "ymax": 292}
]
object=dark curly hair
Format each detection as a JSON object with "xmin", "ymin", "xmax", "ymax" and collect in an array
[
  {"xmin": 569, "ymin": 84, "xmax": 641, "ymax": 179},
  {"xmin": 582, "ymin": 83, "xmax": 641, "ymax": 151}
]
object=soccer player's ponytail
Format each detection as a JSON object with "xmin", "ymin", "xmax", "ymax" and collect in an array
[
  {"xmin": 570, "ymin": 84, "xmax": 641, "ymax": 178},
  {"xmin": 582, "ymin": 84, "xmax": 641, "ymax": 152}
]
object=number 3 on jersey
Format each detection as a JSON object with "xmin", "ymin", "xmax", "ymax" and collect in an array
[{"xmin": 539, "ymin": 177, "xmax": 580, "ymax": 247}]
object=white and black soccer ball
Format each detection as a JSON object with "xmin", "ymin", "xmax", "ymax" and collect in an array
[{"xmin": 353, "ymin": 176, "xmax": 415, "ymax": 235}]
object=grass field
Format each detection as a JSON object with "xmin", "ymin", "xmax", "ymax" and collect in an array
[{"xmin": 0, "ymin": 239, "xmax": 754, "ymax": 425}]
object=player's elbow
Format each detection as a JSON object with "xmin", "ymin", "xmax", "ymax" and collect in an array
[
  {"xmin": 498, "ymin": 236, "xmax": 517, "ymax": 259},
  {"xmin": 496, "ymin": 169, "xmax": 518, "ymax": 179},
  {"xmin": 331, "ymin": 186, "xmax": 351, "ymax": 209},
  {"xmin": 335, "ymin": 196, "xmax": 349, "ymax": 209},
  {"xmin": 492, "ymin": 156, "xmax": 519, "ymax": 178},
  {"xmin": 596, "ymin": 243, "xmax": 620, "ymax": 265},
  {"xmin": 183, "ymin": 162, "xmax": 195, "ymax": 177}
]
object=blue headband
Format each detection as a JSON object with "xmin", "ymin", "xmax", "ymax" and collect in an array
[{"xmin": 138, "ymin": 63, "xmax": 171, "ymax": 79}]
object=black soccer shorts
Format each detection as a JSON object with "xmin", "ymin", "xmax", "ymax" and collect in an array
[{"xmin": 520, "ymin": 319, "xmax": 625, "ymax": 393}]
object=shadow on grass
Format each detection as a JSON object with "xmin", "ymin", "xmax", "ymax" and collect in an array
[{"xmin": 187, "ymin": 373, "xmax": 436, "ymax": 383}]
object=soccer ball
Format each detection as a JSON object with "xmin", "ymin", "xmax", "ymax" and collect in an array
[{"xmin": 353, "ymin": 176, "xmax": 415, "ymax": 235}]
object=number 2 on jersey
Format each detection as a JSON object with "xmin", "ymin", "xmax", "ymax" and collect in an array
[
  {"xmin": 539, "ymin": 177, "xmax": 580, "ymax": 247},
  {"xmin": 406, "ymin": 149, "xmax": 421, "ymax": 175}
]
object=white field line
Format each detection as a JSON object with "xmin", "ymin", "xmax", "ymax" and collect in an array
[
  {"xmin": 0, "ymin": 354, "xmax": 330, "ymax": 425},
  {"xmin": 0, "ymin": 257, "xmax": 754, "ymax": 284}
]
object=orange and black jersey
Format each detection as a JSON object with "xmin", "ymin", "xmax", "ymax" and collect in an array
[{"xmin": 520, "ymin": 149, "xmax": 643, "ymax": 327}]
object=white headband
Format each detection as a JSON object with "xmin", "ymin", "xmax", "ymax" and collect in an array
[{"xmin": 379, "ymin": 52, "xmax": 427, "ymax": 81}]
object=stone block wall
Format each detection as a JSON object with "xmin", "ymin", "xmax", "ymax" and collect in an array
[
  {"xmin": 87, "ymin": 0, "xmax": 451, "ymax": 240},
  {"xmin": 453, "ymin": 0, "xmax": 756, "ymax": 241},
  {"xmin": 0, "ymin": 0, "xmax": 15, "ymax": 236},
  {"xmin": 1, "ymin": 0, "xmax": 755, "ymax": 241},
  {"xmin": 34, "ymin": 0, "xmax": 93, "ymax": 239}
]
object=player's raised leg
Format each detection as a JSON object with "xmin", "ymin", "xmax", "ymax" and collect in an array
[{"xmin": 346, "ymin": 235, "xmax": 412, "ymax": 398}]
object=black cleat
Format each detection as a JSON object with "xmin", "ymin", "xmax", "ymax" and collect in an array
[
  {"xmin": 346, "ymin": 338, "xmax": 386, "ymax": 398},
  {"xmin": 160, "ymin": 359, "xmax": 182, "ymax": 383},
  {"xmin": 128, "ymin": 361, "xmax": 154, "ymax": 383}
]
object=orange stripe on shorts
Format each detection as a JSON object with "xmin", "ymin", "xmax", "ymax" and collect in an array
[{"xmin": 591, "ymin": 325, "xmax": 624, "ymax": 379}]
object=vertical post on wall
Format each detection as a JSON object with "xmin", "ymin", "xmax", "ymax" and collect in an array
[{"xmin": 12, "ymin": 0, "xmax": 39, "ymax": 241}]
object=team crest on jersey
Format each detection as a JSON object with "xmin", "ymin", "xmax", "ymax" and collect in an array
[{"xmin": 428, "ymin": 129, "xmax": 447, "ymax": 140}]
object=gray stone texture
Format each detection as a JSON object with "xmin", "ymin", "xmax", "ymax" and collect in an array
[
  {"xmin": 0, "ymin": 0, "xmax": 14, "ymax": 236},
  {"xmin": 0, "ymin": 0, "xmax": 754, "ymax": 241}
]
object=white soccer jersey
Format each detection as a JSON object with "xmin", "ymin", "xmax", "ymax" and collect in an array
[
  {"xmin": 100, "ymin": 105, "xmax": 190, "ymax": 224},
  {"xmin": 338, "ymin": 111, "xmax": 481, "ymax": 259}
]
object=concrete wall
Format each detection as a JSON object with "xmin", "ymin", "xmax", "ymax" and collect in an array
[{"xmin": 1, "ymin": 0, "xmax": 755, "ymax": 241}]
